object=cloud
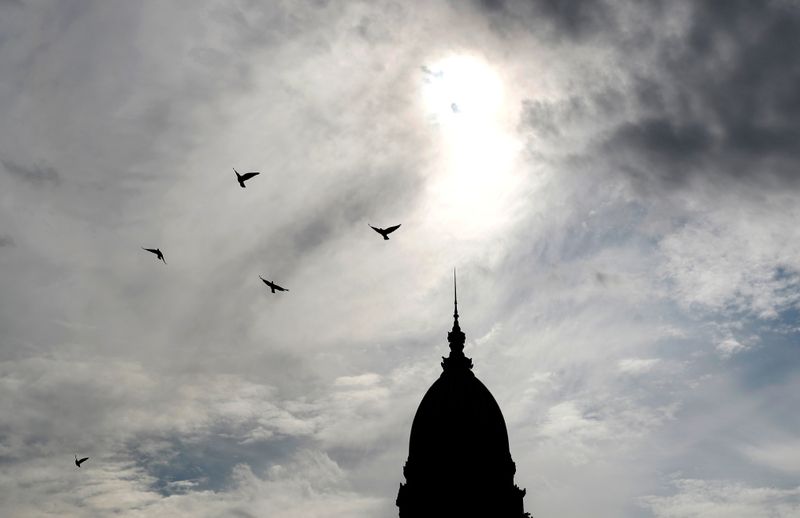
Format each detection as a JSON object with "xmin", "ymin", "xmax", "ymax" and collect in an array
[
  {"xmin": 641, "ymin": 479, "xmax": 800, "ymax": 518},
  {"xmin": 0, "ymin": 449, "xmax": 385, "ymax": 518},
  {"xmin": 743, "ymin": 439, "xmax": 800, "ymax": 475},
  {"xmin": 608, "ymin": 1, "xmax": 800, "ymax": 191},
  {"xmin": 474, "ymin": 0, "xmax": 618, "ymax": 39},
  {"xmin": 657, "ymin": 194, "xmax": 800, "ymax": 318},
  {"xmin": 716, "ymin": 338, "xmax": 749, "ymax": 358},
  {"xmin": 1, "ymin": 1, "xmax": 799, "ymax": 517},
  {"xmin": 333, "ymin": 373, "xmax": 381, "ymax": 387},
  {"xmin": 1, "ymin": 159, "xmax": 60, "ymax": 185},
  {"xmin": 618, "ymin": 357, "xmax": 660, "ymax": 374}
]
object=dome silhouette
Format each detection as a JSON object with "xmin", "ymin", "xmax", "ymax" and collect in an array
[{"xmin": 397, "ymin": 273, "xmax": 529, "ymax": 517}]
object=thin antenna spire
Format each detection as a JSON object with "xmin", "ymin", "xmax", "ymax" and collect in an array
[
  {"xmin": 453, "ymin": 268, "xmax": 459, "ymax": 320},
  {"xmin": 444, "ymin": 268, "xmax": 469, "ymax": 369}
]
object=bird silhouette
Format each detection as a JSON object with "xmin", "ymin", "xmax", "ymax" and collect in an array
[
  {"xmin": 369, "ymin": 223, "xmax": 401, "ymax": 240},
  {"xmin": 142, "ymin": 247, "xmax": 166, "ymax": 264},
  {"xmin": 234, "ymin": 168, "xmax": 260, "ymax": 188},
  {"xmin": 259, "ymin": 276, "xmax": 289, "ymax": 294},
  {"xmin": 74, "ymin": 454, "xmax": 89, "ymax": 468}
]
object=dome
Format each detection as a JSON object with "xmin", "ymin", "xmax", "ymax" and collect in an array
[
  {"xmin": 407, "ymin": 365, "xmax": 513, "ymax": 481},
  {"xmin": 396, "ymin": 273, "xmax": 528, "ymax": 517}
]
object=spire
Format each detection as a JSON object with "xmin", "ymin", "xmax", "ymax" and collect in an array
[
  {"xmin": 444, "ymin": 269, "xmax": 470, "ymax": 370},
  {"xmin": 450, "ymin": 269, "xmax": 462, "ymax": 342},
  {"xmin": 453, "ymin": 268, "xmax": 459, "ymax": 321}
]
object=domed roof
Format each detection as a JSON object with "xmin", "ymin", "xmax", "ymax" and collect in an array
[
  {"xmin": 402, "ymin": 274, "xmax": 514, "ymax": 485},
  {"xmin": 408, "ymin": 365, "xmax": 512, "ymax": 471},
  {"xmin": 396, "ymin": 273, "xmax": 528, "ymax": 517}
]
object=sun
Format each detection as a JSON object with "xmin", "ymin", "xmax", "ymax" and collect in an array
[
  {"xmin": 421, "ymin": 55, "xmax": 504, "ymax": 123},
  {"xmin": 420, "ymin": 54, "xmax": 521, "ymax": 237}
]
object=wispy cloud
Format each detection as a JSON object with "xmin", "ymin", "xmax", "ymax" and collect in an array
[
  {"xmin": 0, "ymin": 1, "xmax": 798, "ymax": 517},
  {"xmin": 716, "ymin": 338, "xmax": 750, "ymax": 358},
  {"xmin": 1, "ymin": 159, "xmax": 60, "ymax": 185},
  {"xmin": 641, "ymin": 479, "xmax": 800, "ymax": 518}
]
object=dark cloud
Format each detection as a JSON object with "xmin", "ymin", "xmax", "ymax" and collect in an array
[
  {"xmin": 511, "ymin": 1, "xmax": 800, "ymax": 191},
  {"xmin": 474, "ymin": 0, "xmax": 617, "ymax": 39},
  {"xmin": 0, "ymin": 235, "xmax": 14, "ymax": 247},
  {"xmin": 608, "ymin": 0, "xmax": 800, "ymax": 190},
  {"xmin": 521, "ymin": 88, "xmax": 625, "ymax": 140},
  {"xmin": 606, "ymin": 118, "xmax": 715, "ymax": 188},
  {"xmin": 528, "ymin": 0, "xmax": 616, "ymax": 38},
  {"xmin": 475, "ymin": 0, "xmax": 505, "ymax": 12},
  {"xmin": 1, "ymin": 158, "xmax": 60, "ymax": 185}
]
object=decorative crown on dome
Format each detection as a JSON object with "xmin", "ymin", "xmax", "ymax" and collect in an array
[{"xmin": 442, "ymin": 269, "xmax": 473, "ymax": 371}]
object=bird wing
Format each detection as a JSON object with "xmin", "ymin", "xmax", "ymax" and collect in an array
[
  {"xmin": 78, "ymin": 457, "xmax": 89, "ymax": 464},
  {"xmin": 275, "ymin": 284, "xmax": 288, "ymax": 291},
  {"xmin": 368, "ymin": 224, "xmax": 383, "ymax": 234},
  {"xmin": 143, "ymin": 248, "xmax": 157, "ymax": 255},
  {"xmin": 241, "ymin": 172, "xmax": 260, "ymax": 181},
  {"xmin": 384, "ymin": 224, "xmax": 401, "ymax": 234},
  {"xmin": 259, "ymin": 276, "xmax": 268, "ymax": 285}
]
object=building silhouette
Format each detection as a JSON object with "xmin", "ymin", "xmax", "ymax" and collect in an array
[{"xmin": 396, "ymin": 276, "xmax": 529, "ymax": 517}]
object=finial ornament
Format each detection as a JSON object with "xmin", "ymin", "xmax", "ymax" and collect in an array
[{"xmin": 443, "ymin": 268, "xmax": 471, "ymax": 370}]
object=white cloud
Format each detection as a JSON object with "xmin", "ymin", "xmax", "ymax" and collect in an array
[
  {"xmin": 618, "ymin": 358, "xmax": 661, "ymax": 374},
  {"xmin": 716, "ymin": 338, "xmax": 749, "ymax": 358},
  {"xmin": 641, "ymin": 479, "xmax": 800, "ymax": 518},
  {"xmin": 658, "ymin": 189, "xmax": 800, "ymax": 319},
  {"xmin": 333, "ymin": 373, "xmax": 382, "ymax": 387},
  {"xmin": 743, "ymin": 440, "xmax": 800, "ymax": 475}
]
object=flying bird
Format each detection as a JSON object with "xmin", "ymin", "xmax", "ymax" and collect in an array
[
  {"xmin": 369, "ymin": 223, "xmax": 401, "ymax": 240},
  {"xmin": 142, "ymin": 247, "xmax": 166, "ymax": 264},
  {"xmin": 259, "ymin": 276, "xmax": 289, "ymax": 294},
  {"xmin": 234, "ymin": 168, "xmax": 260, "ymax": 188},
  {"xmin": 74, "ymin": 454, "xmax": 89, "ymax": 468},
  {"xmin": 451, "ymin": 102, "xmax": 460, "ymax": 113}
]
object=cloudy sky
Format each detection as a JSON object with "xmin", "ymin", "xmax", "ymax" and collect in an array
[{"xmin": 1, "ymin": 0, "xmax": 799, "ymax": 516}]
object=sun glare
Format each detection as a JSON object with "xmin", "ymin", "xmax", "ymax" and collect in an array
[
  {"xmin": 421, "ymin": 55, "xmax": 521, "ymax": 238},
  {"xmin": 422, "ymin": 55, "xmax": 504, "ymax": 121}
]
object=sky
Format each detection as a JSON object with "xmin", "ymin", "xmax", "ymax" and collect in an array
[{"xmin": 0, "ymin": 0, "xmax": 799, "ymax": 516}]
